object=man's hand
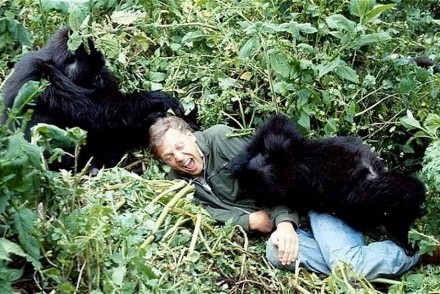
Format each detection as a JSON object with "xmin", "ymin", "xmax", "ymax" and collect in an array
[
  {"xmin": 271, "ymin": 221, "xmax": 299, "ymax": 265},
  {"xmin": 249, "ymin": 210, "xmax": 273, "ymax": 233}
]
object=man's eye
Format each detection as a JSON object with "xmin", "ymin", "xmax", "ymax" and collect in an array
[{"xmin": 163, "ymin": 155, "xmax": 173, "ymax": 161}]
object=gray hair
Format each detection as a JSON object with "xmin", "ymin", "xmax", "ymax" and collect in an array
[{"xmin": 148, "ymin": 116, "xmax": 192, "ymax": 156}]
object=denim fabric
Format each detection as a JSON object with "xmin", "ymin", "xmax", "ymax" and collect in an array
[{"xmin": 266, "ymin": 211, "xmax": 420, "ymax": 280}]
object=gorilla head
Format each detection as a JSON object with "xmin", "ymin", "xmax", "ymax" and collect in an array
[{"xmin": 38, "ymin": 28, "xmax": 117, "ymax": 92}]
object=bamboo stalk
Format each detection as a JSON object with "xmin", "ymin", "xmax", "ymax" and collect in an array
[
  {"xmin": 237, "ymin": 225, "xmax": 249, "ymax": 280},
  {"xmin": 162, "ymin": 216, "xmax": 188, "ymax": 242},
  {"xmin": 140, "ymin": 184, "xmax": 195, "ymax": 248},
  {"xmin": 114, "ymin": 198, "xmax": 126, "ymax": 211},
  {"xmin": 148, "ymin": 180, "xmax": 187, "ymax": 208},
  {"xmin": 188, "ymin": 213, "xmax": 202, "ymax": 255}
]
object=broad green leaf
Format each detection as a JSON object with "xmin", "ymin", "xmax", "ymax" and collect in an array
[
  {"xmin": 431, "ymin": 88, "xmax": 440, "ymax": 101},
  {"xmin": 345, "ymin": 101, "xmax": 357, "ymax": 123},
  {"xmin": 350, "ymin": 0, "xmax": 375, "ymax": 18},
  {"xmin": 4, "ymin": 134, "xmax": 24, "ymax": 158},
  {"xmin": 31, "ymin": 123, "xmax": 79, "ymax": 149},
  {"xmin": 67, "ymin": 31, "xmax": 83, "ymax": 51},
  {"xmin": 149, "ymin": 72, "xmax": 166, "ymax": 82},
  {"xmin": 112, "ymin": 265, "xmax": 127, "ymax": 286},
  {"xmin": 42, "ymin": 0, "xmax": 89, "ymax": 30},
  {"xmin": 405, "ymin": 273, "xmax": 425, "ymax": 289},
  {"xmin": 238, "ymin": 36, "xmax": 260, "ymax": 60},
  {"xmin": 0, "ymin": 242, "xmax": 11, "ymax": 261},
  {"xmin": 68, "ymin": 7, "xmax": 84, "ymax": 32},
  {"xmin": 12, "ymin": 208, "xmax": 40, "ymax": 262},
  {"xmin": 0, "ymin": 238, "xmax": 27, "ymax": 261},
  {"xmin": 11, "ymin": 81, "xmax": 44, "ymax": 111},
  {"xmin": 181, "ymin": 31, "xmax": 205, "ymax": 46},
  {"xmin": 41, "ymin": 0, "xmax": 89, "ymax": 13},
  {"xmin": 110, "ymin": 10, "xmax": 146, "ymax": 25},
  {"xmin": 0, "ymin": 267, "xmax": 23, "ymax": 283},
  {"xmin": 5, "ymin": 133, "xmax": 42, "ymax": 170},
  {"xmin": 268, "ymin": 51, "xmax": 291, "ymax": 78},
  {"xmin": 150, "ymin": 82, "xmax": 163, "ymax": 91},
  {"xmin": 218, "ymin": 77, "xmax": 237, "ymax": 90},
  {"xmin": 5, "ymin": 18, "xmax": 31, "ymax": 46},
  {"xmin": 238, "ymin": 21, "xmax": 257, "ymax": 34},
  {"xmin": 95, "ymin": 34, "xmax": 120, "ymax": 59},
  {"xmin": 260, "ymin": 22, "xmax": 279, "ymax": 33},
  {"xmin": 410, "ymin": 130, "xmax": 434, "ymax": 140},
  {"xmin": 400, "ymin": 110, "xmax": 422, "ymax": 130},
  {"xmin": 318, "ymin": 57, "xmax": 341, "ymax": 78},
  {"xmin": 41, "ymin": 0, "xmax": 70, "ymax": 12},
  {"xmin": 188, "ymin": 251, "xmax": 200, "ymax": 262},
  {"xmin": 21, "ymin": 137, "xmax": 44, "ymax": 170},
  {"xmin": 0, "ymin": 280, "xmax": 13, "ymax": 293},
  {"xmin": 364, "ymin": 4, "xmax": 396, "ymax": 22},
  {"xmin": 424, "ymin": 114, "xmax": 440, "ymax": 137},
  {"xmin": 0, "ymin": 193, "xmax": 11, "ymax": 214},
  {"xmin": 352, "ymin": 32, "xmax": 391, "ymax": 48},
  {"xmin": 297, "ymin": 23, "xmax": 318, "ymax": 34},
  {"xmin": 398, "ymin": 77, "xmax": 416, "ymax": 93},
  {"xmin": 0, "ymin": 17, "xmax": 6, "ymax": 32},
  {"xmin": 273, "ymin": 81, "xmax": 294, "ymax": 95},
  {"xmin": 297, "ymin": 89, "xmax": 311, "ymax": 106},
  {"xmin": 324, "ymin": 118, "xmax": 338, "ymax": 135},
  {"xmin": 65, "ymin": 127, "xmax": 87, "ymax": 145},
  {"xmin": 335, "ymin": 64, "xmax": 359, "ymax": 83},
  {"xmin": 15, "ymin": 24, "xmax": 31, "ymax": 46},
  {"xmin": 278, "ymin": 22, "xmax": 317, "ymax": 38},
  {"xmin": 59, "ymin": 282, "xmax": 76, "ymax": 293},
  {"xmin": 325, "ymin": 14, "xmax": 356, "ymax": 33},
  {"xmin": 277, "ymin": 23, "xmax": 300, "ymax": 38},
  {"xmin": 297, "ymin": 111, "xmax": 310, "ymax": 130}
]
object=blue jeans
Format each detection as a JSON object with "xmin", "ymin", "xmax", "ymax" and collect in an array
[{"xmin": 266, "ymin": 211, "xmax": 420, "ymax": 280}]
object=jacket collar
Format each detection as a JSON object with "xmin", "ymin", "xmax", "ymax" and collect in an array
[{"xmin": 194, "ymin": 131, "xmax": 210, "ymax": 158}]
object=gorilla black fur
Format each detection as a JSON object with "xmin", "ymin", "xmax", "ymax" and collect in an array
[
  {"xmin": 229, "ymin": 114, "xmax": 426, "ymax": 255},
  {"xmin": 1, "ymin": 27, "xmax": 197, "ymax": 170},
  {"xmin": 411, "ymin": 57, "xmax": 440, "ymax": 74}
]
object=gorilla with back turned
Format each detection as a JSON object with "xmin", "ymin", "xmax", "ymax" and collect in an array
[
  {"xmin": 1, "ymin": 27, "xmax": 198, "ymax": 170},
  {"xmin": 229, "ymin": 114, "xmax": 426, "ymax": 255}
]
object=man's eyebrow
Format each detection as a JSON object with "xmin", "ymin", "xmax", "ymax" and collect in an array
[{"xmin": 161, "ymin": 150, "xmax": 173, "ymax": 156}]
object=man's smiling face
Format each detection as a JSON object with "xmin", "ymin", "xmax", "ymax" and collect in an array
[{"xmin": 156, "ymin": 128, "xmax": 204, "ymax": 176}]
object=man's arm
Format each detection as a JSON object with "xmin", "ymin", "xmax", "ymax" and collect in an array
[
  {"xmin": 266, "ymin": 205, "xmax": 300, "ymax": 265},
  {"xmin": 200, "ymin": 201, "xmax": 275, "ymax": 234},
  {"xmin": 267, "ymin": 205, "xmax": 299, "ymax": 228},
  {"xmin": 199, "ymin": 202, "xmax": 251, "ymax": 231}
]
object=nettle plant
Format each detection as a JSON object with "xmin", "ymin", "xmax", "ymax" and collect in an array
[
  {"xmin": 0, "ymin": 80, "xmax": 88, "ymax": 292},
  {"xmin": 155, "ymin": 0, "xmax": 400, "ymax": 134}
]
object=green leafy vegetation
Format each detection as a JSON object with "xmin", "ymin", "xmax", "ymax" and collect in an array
[{"xmin": 0, "ymin": 0, "xmax": 439, "ymax": 292}]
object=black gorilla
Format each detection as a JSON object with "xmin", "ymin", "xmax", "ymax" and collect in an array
[
  {"xmin": 411, "ymin": 57, "xmax": 440, "ymax": 74},
  {"xmin": 229, "ymin": 114, "xmax": 426, "ymax": 255},
  {"xmin": 1, "ymin": 27, "xmax": 198, "ymax": 170}
]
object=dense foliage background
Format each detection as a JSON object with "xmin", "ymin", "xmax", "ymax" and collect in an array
[{"xmin": 0, "ymin": 0, "xmax": 439, "ymax": 292}]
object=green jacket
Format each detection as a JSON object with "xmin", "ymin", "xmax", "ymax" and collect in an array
[{"xmin": 168, "ymin": 124, "xmax": 299, "ymax": 233}]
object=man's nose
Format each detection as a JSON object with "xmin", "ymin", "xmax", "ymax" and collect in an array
[{"xmin": 174, "ymin": 152, "xmax": 185, "ymax": 162}]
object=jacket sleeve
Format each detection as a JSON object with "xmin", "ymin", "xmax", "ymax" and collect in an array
[
  {"xmin": 197, "ymin": 200, "xmax": 251, "ymax": 232},
  {"xmin": 266, "ymin": 205, "xmax": 299, "ymax": 228},
  {"xmin": 201, "ymin": 201, "xmax": 299, "ymax": 233}
]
